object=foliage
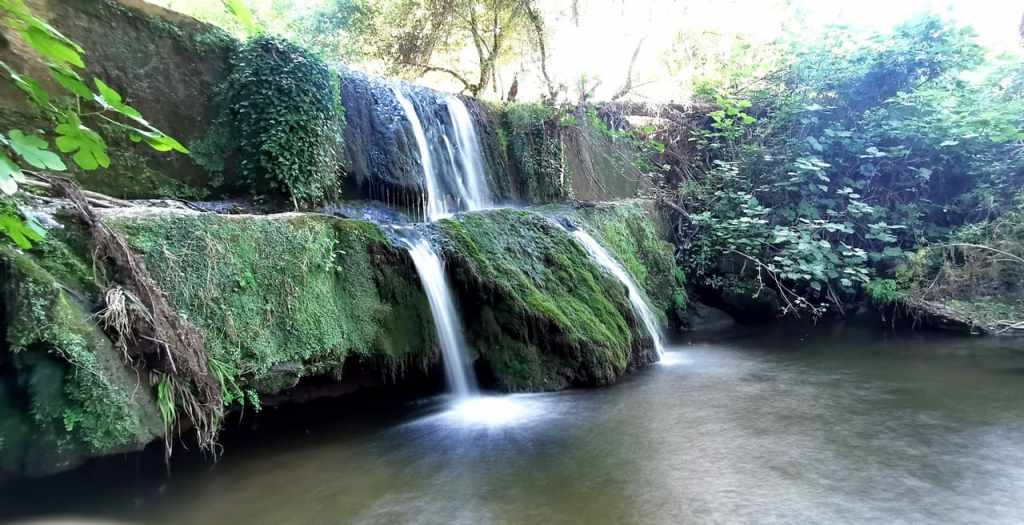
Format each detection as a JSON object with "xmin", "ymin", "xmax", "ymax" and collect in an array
[
  {"xmin": 303, "ymin": 0, "xmax": 542, "ymax": 97},
  {"xmin": 0, "ymin": 0, "xmax": 186, "ymax": 248},
  {"xmin": 889, "ymin": 195, "xmax": 1024, "ymax": 331},
  {"xmin": 674, "ymin": 15, "xmax": 1023, "ymax": 318},
  {"xmin": 224, "ymin": 36, "xmax": 346, "ymax": 206}
]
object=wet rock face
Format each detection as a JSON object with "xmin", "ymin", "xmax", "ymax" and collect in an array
[
  {"xmin": 340, "ymin": 72, "xmax": 515, "ymax": 214},
  {"xmin": 1, "ymin": 0, "xmax": 236, "ymax": 199},
  {"xmin": 340, "ymin": 69, "xmax": 422, "ymax": 202}
]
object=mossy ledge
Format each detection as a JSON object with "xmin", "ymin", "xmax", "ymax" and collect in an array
[
  {"xmin": 438, "ymin": 207, "xmax": 663, "ymax": 391},
  {"xmin": 1, "ymin": 202, "xmax": 683, "ymax": 477}
]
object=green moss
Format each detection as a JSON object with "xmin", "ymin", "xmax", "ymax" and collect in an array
[
  {"xmin": 439, "ymin": 209, "xmax": 644, "ymax": 390},
  {"xmin": 573, "ymin": 203, "xmax": 686, "ymax": 321},
  {"xmin": 504, "ymin": 103, "xmax": 567, "ymax": 203},
  {"xmin": 108, "ymin": 212, "xmax": 430, "ymax": 397},
  {"xmin": 2, "ymin": 245, "xmax": 160, "ymax": 463}
]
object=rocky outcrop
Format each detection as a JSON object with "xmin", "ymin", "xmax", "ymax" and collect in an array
[
  {"xmin": 438, "ymin": 202, "xmax": 685, "ymax": 390},
  {"xmin": 0, "ymin": 200, "xmax": 683, "ymax": 477}
]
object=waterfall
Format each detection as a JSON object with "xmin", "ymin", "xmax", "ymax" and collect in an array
[
  {"xmin": 403, "ymin": 234, "xmax": 478, "ymax": 398},
  {"xmin": 445, "ymin": 96, "xmax": 491, "ymax": 212},
  {"xmin": 392, "ymin": 85, "xmax": 493, "ymax": 221},
  {"xmin": 572, "ymin": 230, "xmax": 666, "ymax": 357},
  {"xmin": 392, "ymin": 86, "xmax": 448, "ymax": 221}
]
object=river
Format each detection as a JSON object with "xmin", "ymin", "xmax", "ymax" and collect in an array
[{"xmin": 4, "ymin": 323, "xmax": 1024, "ymax": 525}]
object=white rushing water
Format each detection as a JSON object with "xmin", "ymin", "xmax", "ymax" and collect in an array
[
  {"xmin": 404, "ymin": 235, "xmax": 478, "ymax": 398},
  {"xmin": 392, "ymin": 86, "xmax": 447, "ymax": 221},
  {"xmin": 445, "ymin": 96, "xmax": 491, "ymax": 212},
  {"xmin": 572, "ymin": 229, "xmax": 666, "ymax": 357},
  {"xmin": 392, "ymin": 86, "xmax": 494, "ymax": 221}
]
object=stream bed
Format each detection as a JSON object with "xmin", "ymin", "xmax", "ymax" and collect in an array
[{"xmin": 4, "ymin": 323, "xmax": 1024, "ymax": 525}]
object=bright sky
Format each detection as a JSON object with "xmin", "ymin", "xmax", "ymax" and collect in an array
[
  {"xmin": 150, "ymin": 0, "xmax": 1022, "ymax": 101},
  {"xmin": 518, "ymin": 0, "xmax": 1022, "ymax": 102}
]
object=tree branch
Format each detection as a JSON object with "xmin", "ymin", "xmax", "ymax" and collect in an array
[
  {"xmin": 405, "ymin": 62, "xmax": 475, "ymax": 93},
  {"xmin": 522, "ymin": 0, "xmax": 558, "ymax": 101},
  {"xmin": 611, "ymin": 37, "xmax": 646, "ymax": 101}
]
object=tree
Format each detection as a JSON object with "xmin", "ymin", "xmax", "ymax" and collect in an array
[{"xmin": 306, "ymin": 0, "xmax": 542, "ymax": 97}]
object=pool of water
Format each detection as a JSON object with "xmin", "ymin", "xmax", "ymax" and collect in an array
[{"xmin": 4, "ymin": 324, "xmax": 1024, "ymax": 524}]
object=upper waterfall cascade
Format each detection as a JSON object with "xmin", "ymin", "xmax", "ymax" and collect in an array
[{"xmin": 391, "ymin": 85, "xmax": 493, "ymax": 222}]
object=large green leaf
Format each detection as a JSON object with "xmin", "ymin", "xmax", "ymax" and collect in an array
[
  {"xmin": 93, "ymin": 78, "xmax": 143, "ymax": 119},
  {"xmin": 223, "ymin": 0, "xmax": 259, "ymax": 35},
  {"xmin": 8, "ymin": 129, "xmax": 66, "ymax": 170},
  {"xmin": 0, "ymin": 61, "xmax": 50, "ymax": 108},
  {"xmin": 0, "ymin": 209, "xmax": 44, "ymax": 249},
  {"xmin": 49, "ymin": 64, "xmax": 92, "ymax": 98},
  {"xmin": 131, "ymin": 128, "xmax": 189, "ymax": 154},
  {"xmin": 0, "ymin": 151, "xmax": 25, "ymax": 195},
  {"xmin": 19, "ymin": 16, "xmax": 84, "ymax": 68},
  {"xmin": 56, "ymin": 120, "xmax": 110, "ymax": 170}
]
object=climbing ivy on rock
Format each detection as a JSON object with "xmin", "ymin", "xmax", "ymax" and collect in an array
[{"xmin": 224, "ymin": 36, "xmax": 346, "ymax": 206}]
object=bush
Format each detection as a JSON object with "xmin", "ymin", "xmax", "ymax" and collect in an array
[
  {"xmin": 225, "ymin": 36, "xmax": 346, "ymax": 206},
  {"xmin": 672, "ymin": 15, "xmax": 1023, "ymax": 318}
]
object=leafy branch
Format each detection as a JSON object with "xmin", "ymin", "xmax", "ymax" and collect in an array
[{"xmin": 0, "ymin": 0, "xmax": 187, "ymax": 247}]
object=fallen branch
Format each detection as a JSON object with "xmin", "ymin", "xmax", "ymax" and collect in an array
[{"xmin": 22, "ymin": 173, "xmax": 136, "ymax": 208}]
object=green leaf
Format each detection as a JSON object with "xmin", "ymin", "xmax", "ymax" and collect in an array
[
  {"xmin": 132, "ymin": 128, "xmax": 189, "ymax": 154},
  {"xmin": 20, "ymin": 17, "xmax": 85, "ymax": 68},
  {"xmin": 49, "ymin": 65, "xmax": 92, "ymax": 98},
  {"xmin": 223, "ymin": 0, "xmax": 260, "ymax": 36},
  {"xmin": 0, "ymin": 151, "xmax": 24, "ymax": 195},
  {"xmin": 55, "ymin": 121, "xmax": 109, "ymax": 170},
  {"xmin": 1, "ymin": 61, "xmax": 50, "ymax": 108},
  {"xmin": 93, "ymin": 78, "xmax": 143, "ymax": 119},
  {"xmin": 0, "ymin": 209, "xmax": 44, "ymax": 249},
  {"xmin": 8, "ymin": 129, "xmax": 66, "ymax": 170}
]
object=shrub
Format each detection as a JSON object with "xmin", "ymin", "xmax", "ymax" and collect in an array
[{"xmin": 225, "ymin": 36, "xmax": 346, "ymax": 206}]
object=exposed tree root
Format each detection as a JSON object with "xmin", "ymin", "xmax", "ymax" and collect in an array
[{"xmin": 44, "ymin": 175, "xmax": 223, "ymax": 460}]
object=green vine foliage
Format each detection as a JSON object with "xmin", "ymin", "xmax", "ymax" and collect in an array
[
  {"xmin": 224, "ymin": 36, "xmax": 346, "ymax": 206},
  {"xmin": 0, "ymin": 0, "xmax": 187, "ymax": 248}
]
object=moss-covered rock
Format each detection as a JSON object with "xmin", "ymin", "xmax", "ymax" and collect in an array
[
  {"xmin": 503, "ymin": 103, "xmax": 567, "ymax": 204},
  {"xmin": 105, "ymin": 210, "xmax": 437, "ymax": 398},
  {"xmin": 1, "ymin": 208, "xmax": 438, "ymax": 477},
  {"xmin": 438, "ymin": 208, "xmax": 657, "ymax": 391},
  {"xmin": 1, "ymin": 199, "xmax": 684, "ymax": 477},
  {"xmin": 1, "ymin": 237, "xmax": 163, "ymax": 477},
  {"xmin": 569, "ymin": 201, "xmax": 687, "ymax": 328}
]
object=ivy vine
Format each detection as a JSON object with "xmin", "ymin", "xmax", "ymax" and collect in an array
[{"xmin": 224, "ymin": 36, "xmax": 346, "ymax": 206}]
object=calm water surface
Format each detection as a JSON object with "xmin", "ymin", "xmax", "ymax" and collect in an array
[{"xmin": 4, "ymin": 324, "xmax": 1024, "ymax": 524}]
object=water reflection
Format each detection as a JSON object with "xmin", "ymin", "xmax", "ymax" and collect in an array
[{"xmin": 3, "ymin": 324, "xmax": 1023, "ymax": 525}]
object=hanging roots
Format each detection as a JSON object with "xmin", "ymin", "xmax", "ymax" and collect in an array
[
  {"xmin": 48, "ymin": 175, "xmax": 223, "ymax": 459},
  {"xmin": 98, "ymin": 286, "xmax": 149, "ymax": 364}
]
